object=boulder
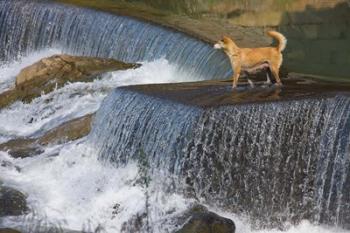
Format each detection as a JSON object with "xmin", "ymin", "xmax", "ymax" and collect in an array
[
  {"xmin": 15, "ymin": 54, "xmax": 139, "ymax": 87},
  {"xmin": 0, "ymin": 55, "xmax": 140, "ymax": 108},
  {"xmin": 0, "ymin": 186, "xmax": 28, "ymax": 217},
  {"xmin": 175, "ymin": 205, "xmax": 236, "ymax": 233}
]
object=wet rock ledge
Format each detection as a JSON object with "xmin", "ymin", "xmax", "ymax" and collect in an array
[{"xmin": 123, "ymin": 75, "xmax": 350, "ymax": 108}]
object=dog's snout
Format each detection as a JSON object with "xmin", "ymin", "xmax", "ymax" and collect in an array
[{"xmin": 214, "ymin": 43, "xmax": 221, "ymax": 49}]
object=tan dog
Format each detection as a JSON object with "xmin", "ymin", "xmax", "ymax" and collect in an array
[{"xmin": 214, "ymin": 31, "xmax": 287, "ymax": 89}]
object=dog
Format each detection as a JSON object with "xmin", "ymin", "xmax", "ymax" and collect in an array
[{"xmin": 214, "ymin": 31, "xmax": 287, "ymax": 89}]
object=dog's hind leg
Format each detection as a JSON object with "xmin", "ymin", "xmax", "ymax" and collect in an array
[
  {"xmin": 243, "ymin": 70, "xmax": 255, "ymax": 88},
  {"xmin": 264, "ymin": 71, "xmax": 271, "ymax": 84},
  {"xmin": 270, "ymin": 64, "xmax": 282, "ymax": 86},
  {"xmin": 248, "ymin": 79, "xmax": 255, "ymax": 88}
]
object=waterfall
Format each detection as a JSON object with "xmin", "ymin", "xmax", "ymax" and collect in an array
[
  {"xmin": 0, "ymin": 0, "xmax": 231, "ymax": 81},
  {"xmin": 1, "ymin": 0, "xmax": 349, "ymax": 232},
  {"xmin": 91, "ymin": 88, "xmax": 201, "ymax": 172},
  {"xmin": 91, "ymin": 89, "xmax": 350, "ymax": 229}
]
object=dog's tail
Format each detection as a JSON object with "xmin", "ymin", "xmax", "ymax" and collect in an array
[{"xmin": 267, "ymin": 31, "xmax": 287, "ymax": 52}]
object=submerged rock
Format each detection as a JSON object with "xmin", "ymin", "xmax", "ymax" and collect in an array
[
  {"xmin": 176, "ymin": 205, "xmax": 236, "ymax": 233},
  {"xmin": 0, "ymin": 114, "xmax": 93, "ymax": 158},
  {"xmin": 0, "ymin": 186, "xmax": 28, "ymax": 217},
  {"xmin": 0, "ymin": 54, "xmax": 140, "ymax": 108}
]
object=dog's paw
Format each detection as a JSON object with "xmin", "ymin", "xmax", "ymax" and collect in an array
[
  {"xmin": 275, "ymin": 82, "xmax": 283, "ymax": 87},
  {"xmin": 232, "ymin": 84, "xmax": 237, "ymax": 90},
  {"xmin": 248, "ymin": 79, "xmax": 255, "ymax": 88}
]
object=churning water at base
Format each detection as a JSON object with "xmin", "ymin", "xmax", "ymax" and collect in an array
[
  {"xmin": 0, "ymin": 140, "xmax": 192, "ymax": 232},
  {"xmin": 1, "ymin": 139, "xmax": 348, "ymax": 233}
]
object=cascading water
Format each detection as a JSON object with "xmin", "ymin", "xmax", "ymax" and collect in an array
[
  {"xmin": 182, "ymin": 96, "xmax": 350, "ymax": 229},
  {"xmin": 91, "ymin": 90, "xmax": 350, "ymax": 230},
  {"xmin": 91, "ymin": 89, "xmax": 201, "ymax": 171},
  {"xmin": 0, "ymin": 0, "xmax": 349, "ymax": 233}
]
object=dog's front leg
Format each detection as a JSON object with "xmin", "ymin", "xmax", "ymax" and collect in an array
[{"xmin": 232, "ymin": 64, "xmax": 241, "ymax": 89}]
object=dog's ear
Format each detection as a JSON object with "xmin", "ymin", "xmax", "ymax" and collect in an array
[
  {"xmin": 223, "ymin": 35, "xmax": 240, "ymax": 50},
  {"xmin": 223, "ymin": 35, "xmax": 231, "ymax": 42},
  {"xmin": 223, "ymin": 36, "xmax": 237, "ymax": 47}
]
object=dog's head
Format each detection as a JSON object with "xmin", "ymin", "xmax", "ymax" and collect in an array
[
  {"xmin": 214, "ymin": 36, "xmax": 230, "ymax": 49},
  {"xmin": 214, "ymin": 36, "xmax": 238, "ymax": 52}
]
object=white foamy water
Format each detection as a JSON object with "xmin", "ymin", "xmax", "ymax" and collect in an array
[
  {"xmin": 0, "ymin": 140, "xmax": 191, "ymax": 232},
  {"xmin": 0, "ymin": 51, "xmax": 349, "ymax": 233}
]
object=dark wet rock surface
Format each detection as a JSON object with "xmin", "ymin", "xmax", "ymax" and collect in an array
[
  {"xmin": 175, "ymin": 205, "xmax": 236, "ymax": 233},
  {"xmin": 0, "ymin": 186, "xmax": 28, "ymax": 217},
  {"xmin": 0, "ymin": 114, "xmax": 93, "ymax": 158},
  {"xmin": 123, "ymin": 75, "xmax": 350, "ymax": 108},
  {"xmin": 0, "ymin": 55, "xmax": 140, "ymax": 108}
]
